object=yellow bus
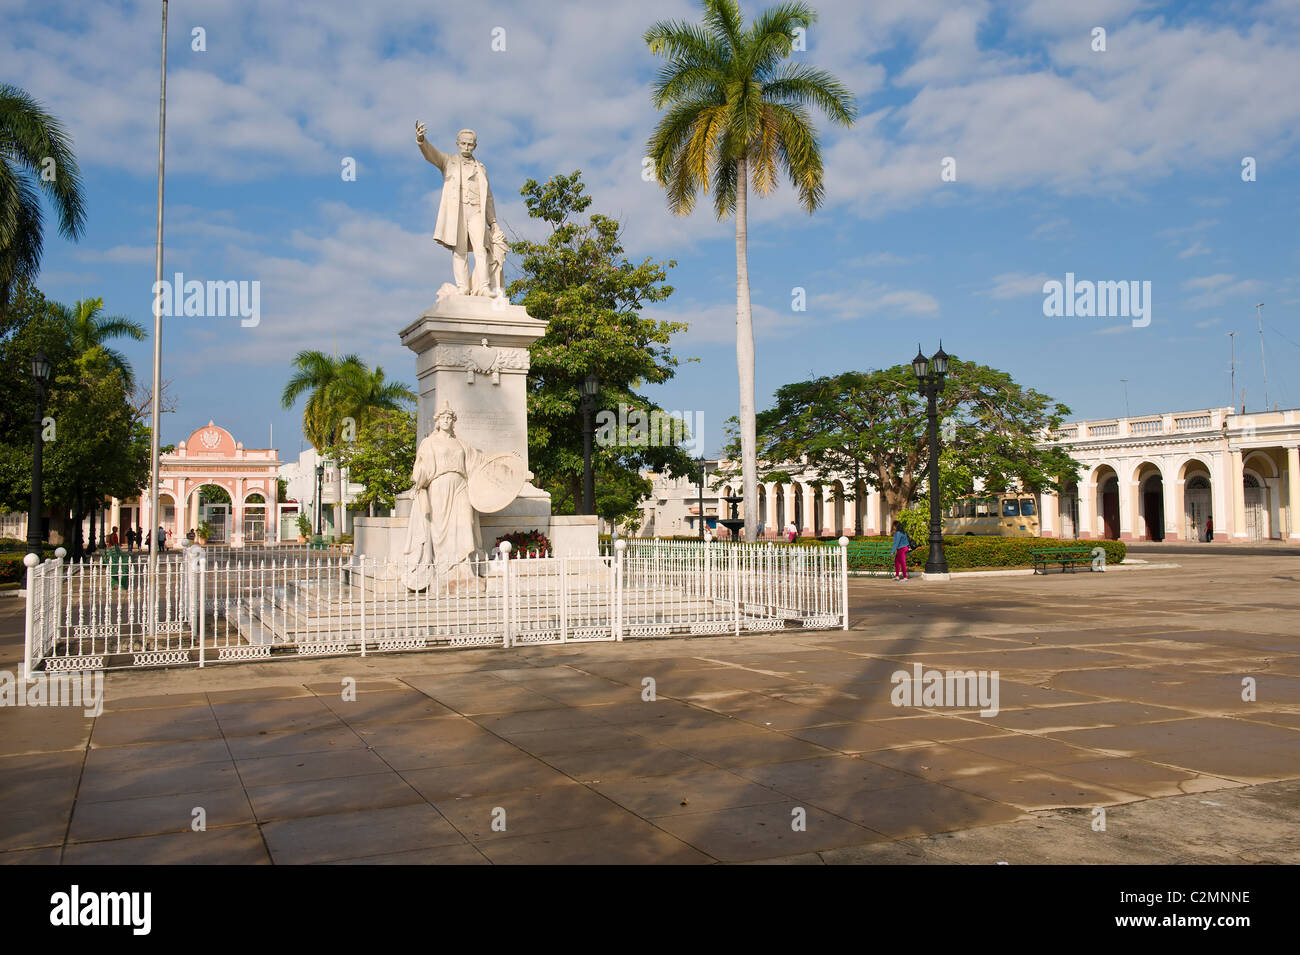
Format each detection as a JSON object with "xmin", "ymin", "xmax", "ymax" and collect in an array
[{"xmin": 943, "ymin": 492, "xmax": 1040, "ymax": 537}]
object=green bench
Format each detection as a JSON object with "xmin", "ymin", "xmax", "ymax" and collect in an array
[
  {"xmin": 846, "ymin": 542, "xmax": 897, "ymax": 575},
  {"xmin": 1031, "ymin": 547, "xmax": 1094, "ymax": 574}
]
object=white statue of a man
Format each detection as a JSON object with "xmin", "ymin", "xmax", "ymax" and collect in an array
[{"xmin": 415, "ymin": 122, "xmax": 503, "ymax": 297}]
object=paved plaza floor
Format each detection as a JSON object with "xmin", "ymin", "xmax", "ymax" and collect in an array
[{"xmin": 1, "ymin": 552, "xmax": 1297, "ymax": 864}]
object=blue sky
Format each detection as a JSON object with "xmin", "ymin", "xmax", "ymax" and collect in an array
[{"xmin": 6, "ymin": 0, "xmax": 1299, "ymax": 456}]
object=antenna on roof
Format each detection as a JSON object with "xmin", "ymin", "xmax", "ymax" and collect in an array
[{"xmin": 1256, "ymin": 303, "xmax": 1267, "ymax": 411}]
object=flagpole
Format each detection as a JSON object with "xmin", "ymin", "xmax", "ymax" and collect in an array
[{"xmin": 148, "ymin": 0, "xmax": 168, "ymax": 642}]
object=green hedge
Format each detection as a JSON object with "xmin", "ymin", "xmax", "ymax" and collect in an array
[
  {"xmin": 843, "ymin": 535, "xmax": 1125, "ymax": 570},
  {"xmin": 627, "ymin": 535, "xmax": 1126, "ymax": 572}
]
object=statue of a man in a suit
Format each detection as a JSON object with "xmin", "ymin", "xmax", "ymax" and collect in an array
[{"xmin": 415, "ymin": 122, "xmax": 504, "ymax": 296}]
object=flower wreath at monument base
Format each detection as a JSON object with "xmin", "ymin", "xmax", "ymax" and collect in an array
[{"xmin": 495, "ymin": 529, "xmax": 551, "ymax": 557}]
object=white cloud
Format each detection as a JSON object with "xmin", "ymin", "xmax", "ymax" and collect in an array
[{"xmin": 984, "ymin": 272, "xmax": 1052, "ymax": 299}]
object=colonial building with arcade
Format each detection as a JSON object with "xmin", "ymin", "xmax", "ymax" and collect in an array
[{"xmin": 636, "ymin": 405, "xmax": 1300, "ymax": 544}]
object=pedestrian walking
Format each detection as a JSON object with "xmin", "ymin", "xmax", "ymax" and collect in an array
[
  {"xmin": 1206, "ymin": 515, "xmax": 1214, "ymax": 542},
  {"xmin": 785, "ymin": 521, "xmax": 797, "ymax": 543},
  {"xmin": 891, "ymin": 520, "xmax": 910, "ymax": 580}
]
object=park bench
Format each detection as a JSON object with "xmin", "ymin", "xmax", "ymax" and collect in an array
[
  {"xmin": 1031, "ymin": 547, "xmax": 1094, "ymax": 574},
  {"xmin": 846, "ymin": 541, "xmax": 897, "ymax": 576}
]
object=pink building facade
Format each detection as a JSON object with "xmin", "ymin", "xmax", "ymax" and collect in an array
[{"xmin": 122, "ymin": 421, "xmax": 285, "ymax": 546}]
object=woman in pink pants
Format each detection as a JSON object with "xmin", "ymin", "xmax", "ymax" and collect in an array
[{"xmin": 890, "ymin": 520, "xmax": 910, "ymax": 580}]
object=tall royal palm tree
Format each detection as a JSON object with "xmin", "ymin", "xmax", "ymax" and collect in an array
[
  {"xmin": 53, "ymin": 296, "xmax": 146, "ymax": 390},
  {"xmin": 281, "ymin": 351, "xmax": 415, "ymax": 536},
  {"xmin": 0, "ymin": 84, "xmax": 86, "ymax": 309},
  {"xmin": 645, "ymin": 0, "xmax": 855, "ymax": 539}
]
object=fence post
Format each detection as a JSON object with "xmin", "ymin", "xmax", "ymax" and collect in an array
[
  {"xmin": 732, "ymin": 544, "xmax": 740, "ymax": 636},
  {"xmin": 198, "ymin": 549, "xmax": 207, "ymax": 667},
  {"xmin": 359, "ymin": 555, "xmax": 367, "ymax": 657},
  {"xmin": 499, "ymin": 541, "xmax": 513, "ymax": 648},
  {"xmin": 705, "ymin": 536, "xmax": 713, "ymax": 602},
  {"xmin": 22, "ymin": 554, "xmax": 39, "ymax": 679},
  {"xmin": 838, "ymin": 536, "xmax": 849, "ymax": 630},
  {"xmin": 559, "ymin": 555, "xmax": 568, "ymax": 643},
  {"xmin": 613, "ymin": 539, "xmax": 625, "ymax": 641}
]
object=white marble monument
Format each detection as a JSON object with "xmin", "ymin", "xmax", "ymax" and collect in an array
[{"xmin": 352, "ymin": 123, "xmax": 598, "ymax": 580}]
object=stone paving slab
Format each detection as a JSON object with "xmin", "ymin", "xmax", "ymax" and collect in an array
[{"xmin": 1, "ymin": 552, "xmax": 1297, "ymax": 864}]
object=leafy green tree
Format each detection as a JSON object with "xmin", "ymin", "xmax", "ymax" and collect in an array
[
  {"xmin": 743, "ymin": 359, "xmax": 1080, "ymax": 525},
  {"xmin": 281, "ymin": 352, "xmax": 414, "ymax": 534},
  {"xmin": 0, "ymin": 350, "xmax": 150, "ymax": 556},
  {"xmin": 644, "ymin": 0, "xmax": 856, "ymax": 540},
  {"xmin": 507, "ymin": 171, "xmax": 697, "ymax": 519},
  {"xmin": 198, "ymin": 484, "xmax": 231, "ymax": 505},
  {"xmin": 0, "ymin": 84, "xmax": 86, "ymax": 309},
  {"xmin": 51, "ymin": 296, "xmax": 145, "ymax": 390},
  {"xmin": 335, "ymin": 408, "xmax": 416, "ymax": 513},
  {"xmin": 0, "ymin": 284, "xmax": 154, "ymax": 554}
]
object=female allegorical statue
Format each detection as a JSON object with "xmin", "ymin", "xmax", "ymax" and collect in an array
[{"xmin": 401, "ymin": 402, "xmax": 489, "ymax": 592}]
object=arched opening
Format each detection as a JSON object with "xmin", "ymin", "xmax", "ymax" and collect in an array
[
  {"xmin": 1140, "ymin": 471, "xmax": 1165, "ymax": 541},
  {"xmin": 1184, "ymin": 471, "xmax": 1212, "ymax": 541},
  {"xmin": 1094, "ymin": 467, "xmax": 1120, "ymax": 540},
  {"xmin": 775, "ymin": 485, "xmax": 786, "ymax": 533},
  {"xmin": 154, "ymin": 493, "xmax": 177, "ymax": 545},
  {"xmin": 757, "ymin": 485, "xmax": 768, "ymax": 537},
  {"xmin": 812, "ymin": 484, "xmax": 824, "ymax": 537},
  {"xmin": 243, "ymin": 492, "xmax": 268, "ymax": 544},
  {"xmin": 831, "ymin": 481, "xmax": 845, "ymax": 537},
  {"xmin": 1243, "ymin": 473, "xmax": 1268, "ymax": 540},
  {"xmin": 190, "ymin": 483, "xmax": 232, "ymax": 543},
  {"xmin": 791, "ymin": 482, "xmax": 803, "ymax": 533}
]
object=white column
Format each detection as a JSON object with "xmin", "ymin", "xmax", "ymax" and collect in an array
[
  {"xmin": 1079, "ymin": 480, "xmax": 1096, "ymax": 538},
  {"xmin": 1165, "ymin": 474, "xmax": 1183, "ymax": 541},
  {"xmin": 1265, "ymin": 477, "xmax": 1281, "ymax": 541},
  {"xmin": 866, "ymin": 488, "xmax": 881, "ymax": 536},
  {"xmin": 764, "ymin": 483, "xmax": 777, "ymax": 538},
  {"xmin": 1230, "ymin": 449, "xmax": 1247, "ymax": 539},
  {"xmin": 1119, "ymin": 467, "xmax": 1136, "ymax": 540},
  {"xmin": 1039, "ymin": 490, "xmax": 1057, "ymax": 538},
  {"xmin": 1288, "ymin": 446, "xmax": 1300, "ymax": 540},
  {"xmin": 803, "ymin": 484, "xmax": 817, "ymax": 535},
  {"xmin": 232, "ymin": 479, "xmax": 245, "ymax": 546}
]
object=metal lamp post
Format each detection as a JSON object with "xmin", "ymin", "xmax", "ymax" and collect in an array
[
  {"xmin": 26, "ymin": 351, "xmax": 52, "ymax": 556},
  {"xmin": 581, "ymin": 373, "xmax": 599, "ymax": 515},
  {"xmin": 912, "ymin": 343, "xmax": 950, "ymax": 577},
  {"xmin": 314, "ymin": 462, "xmax": 325, "ymax": 536}
]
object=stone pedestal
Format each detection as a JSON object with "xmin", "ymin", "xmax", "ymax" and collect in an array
[
  {"xmin": 355, "ymin": 293, "xmax": 599, "ymax": 564},
  {"xmin": 400, "ymin": 296, "xmax": 546, "ymax": 461}
]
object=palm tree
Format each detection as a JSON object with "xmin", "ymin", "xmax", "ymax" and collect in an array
[
  {"xmin": 645, "ymin": 0, "xmax": 855, "ymax": 540},
  {"xmin": 281, "ymin": 351, "xmax": 415, "ymax": 536},
  {"xmin": 52, "ymin": 296, "xmax": 146, "ymax": 389},
  {"xmin": 0, "ymin": 84, "xmax": 86, "ymax": 309}
]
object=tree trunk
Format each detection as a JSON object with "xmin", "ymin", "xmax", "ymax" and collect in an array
[
  {"xmin": 735, "ymin": 155, "xmax": 758, "ymax": 542},
  {"xmin": 853, "ymin": 462, "xmax": 864, "ymax": 536}
]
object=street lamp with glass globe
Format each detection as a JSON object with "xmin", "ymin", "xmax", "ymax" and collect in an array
[
  {"xmin": 912, "ymin": 343, "xmax": 950, "ymax": 577},
  {"xmin": 26, "ymin": 351, "xmax": 53, "ymax": 556}
]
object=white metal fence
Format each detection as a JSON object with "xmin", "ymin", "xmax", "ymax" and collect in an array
[{"xmin": 22, "ymin": 539, "xmax": 848, "ymax": 672}]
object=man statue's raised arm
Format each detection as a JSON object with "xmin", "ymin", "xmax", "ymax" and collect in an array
[{"xmin": 415, "ymin": 120, "xmax": 449, "ymax": 172}]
